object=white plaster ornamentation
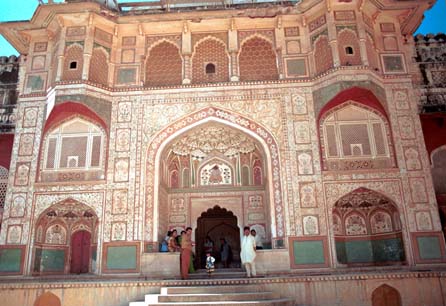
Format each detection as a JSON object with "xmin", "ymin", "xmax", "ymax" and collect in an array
[
  {"xmin": 18, "ymin": 133, "xmax": 34, "ymax": 156},
  {"xmin": 292, "ymin": 94, "xmax": 307, "ymax": 114},
  {"xmin": 34, "ymin": 192, "xmax": 104, "ymax": 220},
  {"xmin": 248, "ymin": 195, "xmax": 263, "ymax": 209},
  {"xmin": 10, "ymin": 194, "xmax": 26, "ymax": 218},
  {"xmin": 398, "ymin": 116, "xmax": 416, "ymax": 139},
  {"xmin": 114, "ymin": 158, "xmax": 130, "ymax": 182},
  {"xmin": 303, "ymin": 215, "xmax": 319, "ymax": 235},
  {"xmin": 112, "ymin": 189, "xmax": 128, "ymax": 215},
  {"xmin": 112, "ymin": 222, "xmax": 127, "ymax": 241},
  {"xmin": 22, "ymin": 107, "xmax": 38, "ymax": 127},
  {"xmin": 409, "ymin": 177, "xmax": 428, "ymax": 204},
  {"xmin": 404, "ymin": 147, "xmax": 422, "ymax": 171},
  {"xmin": 6, "ymin": 225, "xmax": 22, "ymax": 244},
  {"xmin": 300, "ymin": 183, "xmax": 317, "ymax": 208},
  {"xmin": 115, "ymin": 128, "xmax": 131, "ymax": 152},
  {"xmin": 297, "ymin": 152, "xmax": 313, "ymax": 175},
  {"xmin": 117, "ymin": 102, "xmax": 132, "ymax": 123},
  {"xmin": 14, "ymin": 163, "xmax": 30, "ymax": 186},
  {"xmin": 393, "ymin": 89, "xmax": 410, "ymax": 110},
  {"xmin": 294, "ymin": 121, "xmax": 310, "ymax": 144},
  {"xmin": 415, "ymin": 211, "xmax": 433, "ymax": 231}
]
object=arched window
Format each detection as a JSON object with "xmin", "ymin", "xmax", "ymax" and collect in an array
[
  {"xmin": 43, "ymin": 118, "xmax": 104, "ymax": 171},
  {"xmin": 321, "ymin": 103, "xmax": 393, "ymax": 170}
]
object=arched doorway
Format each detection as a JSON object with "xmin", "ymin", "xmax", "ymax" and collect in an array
[
  {"xmin": 195, "ymin": 206, "xmax": 240, "ymax": 268},
  {"xmin": 371, "ymin": 284, "xmax": 402, "ymax": 306},
  {"xmin": 70, "ymin": 230, "xmax": 91, "ymax": 273},
  {"xmin": 33, "ymin": 199, "xmax": 98, "ymax": 274},
  {"xmin": 34, "ymin": 292, "xmax": 61, "ymax": 306}
]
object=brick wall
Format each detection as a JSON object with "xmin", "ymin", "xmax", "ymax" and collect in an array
[
  {"xmin": 191, "ymin": 39, "xmax": 229, "ymax": 84},
  {"xmin": 366, "ymin": 35, "xmax": 380, "ymax": 71},
  {"xmin": 239, "ymin": 37, "xmax": 278, "ymax": 81},
  {"xmin": 145, "ymin": 41, "xmax": 183, "ymax": 86},
  {"xmin": 337, "ymin": 29, "xmax": 362, "ymax": 66},
  {"xmin": 89, "ymin": 48, "xmax": 109, "ymax": 86},
  {"xmin": 62, "ymin": 45, "xmax": 83, "ymax": 81},
  {"xmin": 314, "ymin": 36, "xmax": 333, "ymax": 75}
]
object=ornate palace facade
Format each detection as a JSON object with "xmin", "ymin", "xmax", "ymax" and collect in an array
[{"xmin": 0, "ymin": 0, "xmax": 444, "ymax": 287}]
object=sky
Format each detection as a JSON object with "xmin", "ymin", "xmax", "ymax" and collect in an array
[{"xmin": 0, "ymin": 0, "xmax": 445, "ymax": 56}]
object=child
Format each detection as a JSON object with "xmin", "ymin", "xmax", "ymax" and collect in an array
[{"xmin": 205, "ymin": 252, "xmax": 215, "ymax": 277}]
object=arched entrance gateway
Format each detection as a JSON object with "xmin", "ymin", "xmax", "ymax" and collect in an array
[{"xmin": 146, "ymin": 108, "xmax": 285, "ymax": 266}]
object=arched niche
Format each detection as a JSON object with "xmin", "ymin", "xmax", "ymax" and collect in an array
[{"xmin": 333, "ymin": 188, "xmax": 405, "ymax": 266}]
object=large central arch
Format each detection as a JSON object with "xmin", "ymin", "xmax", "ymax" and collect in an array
[{"xmin": 144, "ymin": 107, "xmax": 284, "ymax": 242}]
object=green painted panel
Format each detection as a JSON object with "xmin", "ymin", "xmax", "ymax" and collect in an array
[
  {"xmin": 41, "ymin": 249, "xmax": 65, "ymax": 272},
  {"xmin": 417, "ymin": 236, "xmax": 442, "ymax": 260},
  {"xmin": 372, "ymin": 238, "xmax": 405, "ymax": 262},
  {"xmin": 0, "ymin": 248, "xmax": 22, "ymax": 273},
  {"xmin": 345, "ymin": 240, "xmax": 374, "ymax": 263},
  {"xmin": 336, "ymin": 237, "xmax": 405, "ymax": 264},
  {"xmin": 293, "ymin": 240, "xmax": 325, "ymax": 265},
  {"xmin": 106, "ymin": 245, "xmax": 137, "ymax": 270}
]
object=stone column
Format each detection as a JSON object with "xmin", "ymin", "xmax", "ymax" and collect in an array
[
  {"xmin": 228, "ymin": 19, "xmax": 239, "ymax": 82},
  {"xmin": 55, "ymin": 27, "xmax": 67, "ymax": 81},
  {"xmin": 326, "ymin": 12, "xmax": 340, "ymax": 67},
  {"xmin": 356, "ymin": 13, "xmax": 369, "ymax": 66},
  {"xmin": 275, "ymin": 16, "xmax": 285, "ymax": 79},
  {"xmin": 82, "ymin": 15, "xmax": 95, "ymax": 81},
  {"xmin": 182, "ymin": 21, "xmax": 192, "ymax": 84}
]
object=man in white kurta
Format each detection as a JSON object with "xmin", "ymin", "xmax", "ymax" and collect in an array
[{"xmin": 240, "ymin": 226, "xmax": 257, "ymax": 277}]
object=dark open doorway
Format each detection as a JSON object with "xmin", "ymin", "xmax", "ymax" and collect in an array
[{"xmin": 195, "ymin": 206, "xmax": 240, "ymax": 269}]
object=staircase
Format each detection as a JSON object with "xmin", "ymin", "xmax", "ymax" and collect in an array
[{"xmin": 129, "ymin": 285, "xmax": 295, "ymax": 306}]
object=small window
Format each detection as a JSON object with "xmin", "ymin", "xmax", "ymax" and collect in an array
[
  {"xmin": 205, "ymin": 63, "xmax": 216, "ymax": 74},
  {"xmin": 345, "ymin": 46, "xmax": 354, "ymax": 55},
  {"xmin": 69, "ymin": 61, "xmax": 78, "ymax": 69}
]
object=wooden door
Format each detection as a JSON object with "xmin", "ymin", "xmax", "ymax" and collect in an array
[
  {"xmin": 372, "ymin": 285, "xmax": 402, "ymax": 306},
  {"xmin": 70, "ymin": 230, "xmax": 91, "ymax": 274}
]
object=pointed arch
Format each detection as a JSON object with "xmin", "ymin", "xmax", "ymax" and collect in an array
[
  {"xmin": 333, "ymin": 188, "xmax": 405, "ymax": 266},
  {"xmin": 318, "ymin": 87, "xmax": 395, "ymax": 171},
  {"xmin": 371, "ymin": 284, "xmax": 402, "ymax": 306},
  {"xmin": 145, "ymin": 40, "xmax": 183, "ymax": 86},
  {"xmin": 34, "ymin": 292, "xmax": 61, "ymax": 306},
  {"xmin": 239, "ymin": 36, "xmax": 278, "ymax": 81},
  {"xmin": 39, "ymin": 102, "xmax": 108, "ymax": 182},
  {"xmin": 337, "ymin": 28, "xmax": 362, "ymax": 66},
  {"xmin": 191, "ymin": 37, "xmax": 229, "ymax": 83},
  {"xmin": 145, "ymin": 107, "xmax": 284, "ymax": 241},
  {"xmin": 62, "ymin": 44, "xmax": 83, "ymax": 81}
]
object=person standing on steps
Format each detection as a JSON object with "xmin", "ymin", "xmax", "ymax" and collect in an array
[
  {"xmin": 251, "ymin": 229, "xmax": 263, "ymax": 250},
  {"xmin": 180, "ymin": 227, "xmax": 193, "ymax": 279},
  {"xmin": 240, "ymin": 226, "xmax": 257, "ymax": 278}
]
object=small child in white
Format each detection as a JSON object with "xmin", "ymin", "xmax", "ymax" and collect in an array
[{"xmin": 205, "ymin": 252, "xmax": 215, "ymax": 277}]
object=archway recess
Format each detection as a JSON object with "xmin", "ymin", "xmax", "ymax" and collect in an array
[
  {"xmin": 33, "ymin": 199, "xmax": 99, "ymax": 274},
  {"xmin": 145, "ymin": 107, "xmax": 284, "ymax": 244}
]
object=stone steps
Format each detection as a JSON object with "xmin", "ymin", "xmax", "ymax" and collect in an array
[{"xmin": 129, "ymin": 285, "xmax": 295, "ymax": 306}]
